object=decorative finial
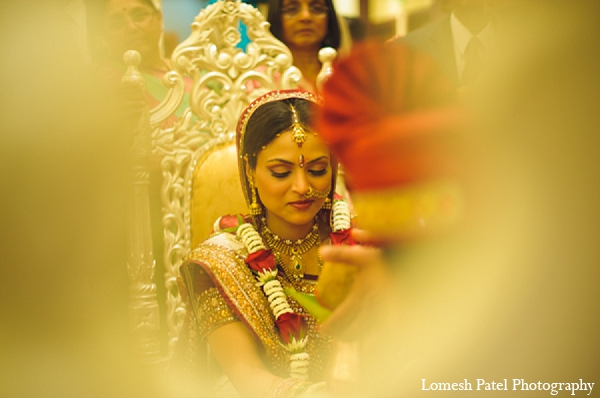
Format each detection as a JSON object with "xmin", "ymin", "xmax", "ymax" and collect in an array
[
  {"xmin": 316, "ymin": 47, "xmax": 337, "ymax": 93},
  {"xmin": 122, "ymin": 50, "xmax": 144, "ymax": 87}
]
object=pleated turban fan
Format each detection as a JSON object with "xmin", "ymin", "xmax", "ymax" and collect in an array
[{"xmin": 318, "ymin": 41, "xmax": 465, "ymax": 242}]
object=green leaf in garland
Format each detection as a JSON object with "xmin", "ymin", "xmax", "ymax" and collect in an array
[{"xmin": 284, "ymin": 287, "xmax": 332, "ymax": 323}]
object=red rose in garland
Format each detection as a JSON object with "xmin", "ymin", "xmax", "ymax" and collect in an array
[
  {"xmin": 276, "ymin": 312, "xmax": 307, "ymax": 344},
  {"xmin": 245, "ymin": 249, "xmax": 276, "ymax": 273}
]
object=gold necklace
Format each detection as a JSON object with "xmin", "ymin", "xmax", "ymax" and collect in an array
[
  {"xmin": 261, "ymin": 218, "xmax": 319, "ymax": 278},
  {"xmin": 274, "ymin": 243, "xmax": 324, "ymax": 292}
]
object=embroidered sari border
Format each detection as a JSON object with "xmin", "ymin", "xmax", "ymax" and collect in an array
[{"xmin": 186, "ymin": 243, "xmax": 287, "ymax": 369}]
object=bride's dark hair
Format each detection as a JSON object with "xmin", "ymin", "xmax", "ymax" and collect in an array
[{"xmin": 242, "ymin": 98, "xmax": 316, "ymax": 169}]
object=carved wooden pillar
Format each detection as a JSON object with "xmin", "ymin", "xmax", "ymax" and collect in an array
[{"xmin": 123, "ymin": 50, "xmax": 162, "ymax": 364}]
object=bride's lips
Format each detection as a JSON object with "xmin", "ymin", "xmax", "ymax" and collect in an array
[{"xmin": 289, "ymin": 199, "xmax": 314, "ymax": 210}]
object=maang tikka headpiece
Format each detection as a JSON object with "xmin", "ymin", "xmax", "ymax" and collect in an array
[{"xmin": 290, "ymin": 104, "xmax": 307, "ymax": 148}]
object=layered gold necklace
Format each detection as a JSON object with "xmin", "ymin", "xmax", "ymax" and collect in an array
[{"xmin": 261, "ymin": 218, "xmax": 320, "ymax": 280}]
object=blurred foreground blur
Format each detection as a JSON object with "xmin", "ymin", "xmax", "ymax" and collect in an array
[
  {"xmin": 352, "ymin": 2, "xmax": 600, "ymax": 396},
  {"xmin": 0, "ymin": 2, "xmax": 164, "ymax": 397}
]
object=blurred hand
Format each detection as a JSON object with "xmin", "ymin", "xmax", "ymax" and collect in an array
[{"xmin": 320, "ymin": 229, "xmax": 396, "ymax": 341}]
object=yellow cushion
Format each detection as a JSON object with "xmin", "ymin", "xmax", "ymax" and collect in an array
[{"xmin": 190, "ymin": 141, "xmax": 248, "ymax": 247}]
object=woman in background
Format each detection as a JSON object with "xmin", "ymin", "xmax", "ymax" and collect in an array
[{"xmin": 267, "ymin": 0, "xmax": 347, "ymax": 93}]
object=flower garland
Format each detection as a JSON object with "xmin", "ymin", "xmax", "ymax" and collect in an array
[{"xmin": 217, "ymin": 195, "xmax": 355, "ymax": 379}]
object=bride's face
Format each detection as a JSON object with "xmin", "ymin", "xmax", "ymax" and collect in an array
[{"xmin": 250, "ymin": 129, "xmax": 331, "ymax": 235}]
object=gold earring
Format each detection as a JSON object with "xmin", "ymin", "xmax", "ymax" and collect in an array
[
  {"xmin": 322, "ymin": 197, "xmax": 332, "ymax": 210},
  {"xmin": 250, "ymin": 180, "xmax": 262, "ymax": 216}
]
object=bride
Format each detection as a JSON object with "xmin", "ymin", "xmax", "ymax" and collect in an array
[{"xmin": 174, "ymin": 90, "xmax": 354, "ymax": 398}]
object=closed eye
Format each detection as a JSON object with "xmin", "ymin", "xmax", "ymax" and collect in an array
[
  {"xmin": 271, "ymin": 171, "xmax": 291, "ymax": 179},
  {"xmin": 308, "ymin": 168, "xmax": 327, "ymax": 176}
]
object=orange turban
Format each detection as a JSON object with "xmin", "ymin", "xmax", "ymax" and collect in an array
[{"xmin": 318, "ymin": 41, "xmax": 465, "ymax": 242}]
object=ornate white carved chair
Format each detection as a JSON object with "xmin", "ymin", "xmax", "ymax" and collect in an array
[{"xmin": 123, "ymin": 0, "xmax": 337, "ymax": 366}]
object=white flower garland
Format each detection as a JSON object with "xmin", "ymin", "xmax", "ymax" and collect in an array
[
  {"xmin": 332, "ymin": 199, "xmax": 351, "ymax": 231},
  {"xmin": 235, "ymin": 199, "xmax": 351, "ymax": 380},
  {"xmin": 237, "ymin": 223, "xmax": 309, "ymax": 379}
]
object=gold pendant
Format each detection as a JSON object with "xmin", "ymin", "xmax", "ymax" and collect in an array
[{"xmin": 290, "ymin": 251, "xmax": 304, "ymax": 276}]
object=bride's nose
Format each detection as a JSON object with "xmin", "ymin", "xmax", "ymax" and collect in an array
[{"xmin": 292, "ymin": 170, "xmax": 310, "ymax": 195}]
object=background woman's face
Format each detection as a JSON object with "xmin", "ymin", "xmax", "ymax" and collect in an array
[
  {"xmin": 251, "ymin": 128, "xmax": 331, "ymax": 233},
  {"xmin": 280, "ymin": 0, "xmax": 328, "ymax": 51},
  {"xmin": 104, "ymin": 0, "xmax": 163, "ymax": 62}
]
